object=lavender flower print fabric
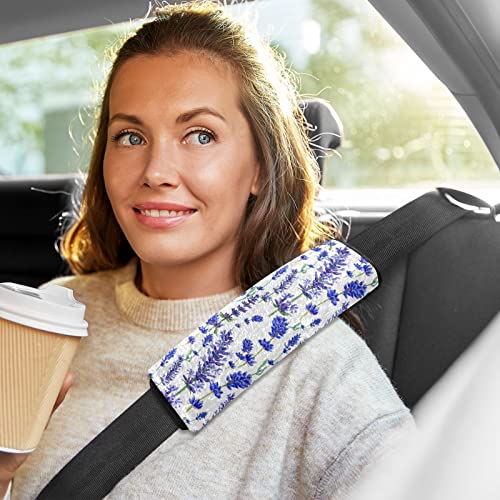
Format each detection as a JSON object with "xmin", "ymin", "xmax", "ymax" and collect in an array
[{"xmin": 149, "ymin": 239, "xmax": 378, "ymax": 432}]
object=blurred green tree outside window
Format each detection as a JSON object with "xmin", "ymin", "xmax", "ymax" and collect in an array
[{"xmin": 0, "ymin": 0, "xmax": 497, "ymax": 190}]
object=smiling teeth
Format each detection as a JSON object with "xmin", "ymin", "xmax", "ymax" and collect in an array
[{"xmin": 139, "ymin": 209, "xmax": 193, "ymax": 217}]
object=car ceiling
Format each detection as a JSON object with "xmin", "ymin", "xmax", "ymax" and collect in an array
[{"xmin": 2, "ymin": 0, "xmax": 500, "ymax": 169}]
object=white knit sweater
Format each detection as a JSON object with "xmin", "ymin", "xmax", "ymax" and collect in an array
[{"xmin": 10, "ymin": 257, "xmax": 414, "ymax": 499}]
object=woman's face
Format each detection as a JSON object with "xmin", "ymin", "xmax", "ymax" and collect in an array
[{"xmin": 103, "ymin": 52, "xmax": 260, "ymax": 273}]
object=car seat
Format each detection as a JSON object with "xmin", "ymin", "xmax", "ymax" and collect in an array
[{"xmin": 301, "ymin": 99, "xmax": 500, "ymax": 408}]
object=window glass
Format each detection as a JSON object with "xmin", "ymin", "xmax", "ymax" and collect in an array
[
  {"xmin": 0, "ymin": 23, "xmax": 135, "ymax": 177},
  {"xmin": 0, "ymin": 0, "xmax": 498, "ymax": 194}
]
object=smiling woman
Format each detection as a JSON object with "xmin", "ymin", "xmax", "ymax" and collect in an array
[
  {"xmin": 103, "ymin": 52, "xmax": 260, "ymax": 299},
  {"xmin": 2, "ymin": 2, "xmax": 414, "ymax": 499}
]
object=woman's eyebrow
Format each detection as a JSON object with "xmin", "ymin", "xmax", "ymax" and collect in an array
[
  {"xmin": 176, "ymin": 107, "xmax": 227, "ymax": 124},
  {"xmin": 109, "ymin": 113, "xmax": 143, "ymax": 126},
  {"xmin": 108, "ymin": 108, "xmax": 227, "ymax": 127}
]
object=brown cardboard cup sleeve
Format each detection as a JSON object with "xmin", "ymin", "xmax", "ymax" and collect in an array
[{"xmin": 0, "ymin": 282, "xmax": 88, "ymax": 453}]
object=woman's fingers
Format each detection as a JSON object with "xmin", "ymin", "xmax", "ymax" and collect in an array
[
  {"xmin": 53, "ymin": 370, "xmax": 74, "ymax": 413},
  {"xmin": 44, "ymin": 371, "xmax": 74, "ymax": 430}
]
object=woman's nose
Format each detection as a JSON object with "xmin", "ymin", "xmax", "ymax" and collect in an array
[{"xmin": 141, "ymin": 140, "xmax": 181, "ymax": 188}]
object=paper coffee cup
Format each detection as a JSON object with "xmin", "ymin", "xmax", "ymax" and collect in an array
[{"xmin": 0, "ymin": 282, "xmax": 88, "ymax": 453}]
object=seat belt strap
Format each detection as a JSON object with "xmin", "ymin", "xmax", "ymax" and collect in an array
[
  {"xmin": 348, "ymin": 187, "xmax": 491, "ymax": 271},
  {"xmin": 37, "ymin": 383, "xmax": 185, "ymax": 499},
  {"xmin": 36, "ymin": 188, "xmax": 490, "ymax": 499}
]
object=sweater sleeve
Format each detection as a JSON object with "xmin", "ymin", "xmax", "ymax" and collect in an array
[
  {"xmin": 304, "ymin": 320, "xmax": 416, "ymax": 500},
  {"xmin": 314, "ymin": 410, "xmax": 415, "ymax": 500}
]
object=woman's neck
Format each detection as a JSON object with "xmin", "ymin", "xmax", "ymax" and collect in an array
[{"xmin": 136, "ymin": 256, "xmax": 239, "ymax": 300}]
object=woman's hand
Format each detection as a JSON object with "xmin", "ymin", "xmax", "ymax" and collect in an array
[{"xmin": 0, "ymin": 371, "xmax": 74, "ymax": 496}]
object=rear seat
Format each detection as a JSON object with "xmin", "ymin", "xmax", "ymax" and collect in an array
[{"xmin": 0, "ymin": 175, "xmax": 74, "ymax": 287}]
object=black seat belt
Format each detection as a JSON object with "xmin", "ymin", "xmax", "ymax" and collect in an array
[{"xmin": 36, "ymin": 188, "xmax": 490, "ymax": 500}]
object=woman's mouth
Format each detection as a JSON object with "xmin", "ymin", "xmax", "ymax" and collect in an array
[
  {"xmin": 136, "ymin": 208, "xmax": 196, "ymax": 218},
  {"xmin": 133, "ymin": 207, "xmax": 197, "ymax": 229}
]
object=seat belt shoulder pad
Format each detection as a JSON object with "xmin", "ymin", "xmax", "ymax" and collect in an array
[{"xmin": 149, "ymin": 239, "xmax": 378, "ymax": 432}]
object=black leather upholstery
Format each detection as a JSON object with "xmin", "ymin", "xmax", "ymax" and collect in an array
[{"xmin": 0, "ymin": 176, "xmax": 74, "ymax": 287}]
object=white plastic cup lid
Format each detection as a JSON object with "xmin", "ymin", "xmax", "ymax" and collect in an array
[{"xmin": 0, "ymin": 282, "xmax": 88, "ymax": 337}]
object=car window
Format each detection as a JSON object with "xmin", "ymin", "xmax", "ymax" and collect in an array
[{"xmin": 0, "ymin": 0, "xmax": 498, "ymax": 197}]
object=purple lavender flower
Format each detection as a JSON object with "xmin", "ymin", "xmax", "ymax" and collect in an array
[
  {"xmin": 306, "ymin": 303, "xmax": 319, "ymax": 315},
  {"xmin": 336, "ymin": 246, "xmax": 351, "ymax": 258},
  {"xmin": 327, "ymin": 289, "xmax": 339, "ymax": 305},
  {"xmin": 213, "ymin": 393, "xmax": 235, "ymax": 418},
  {"xmin": 164, "ymin": 384, "xmax": 181, "ymax": 407},
  {"xmin": 246, "ymin": 294, "xmax": 261, "ymax": 306},
  {"xmin": 165, "ymin": 384, "xmax": 178, "ymax": 395},
  {"xmin": 272, "ymin": 265, "xmax": 289, "ymax": 279},
  {"xmin": 188, "ymin": 396, "xmax": 203, "ymax": 409},
  {"xmin": 283, "ymin": 334, "xmax": 301, "ymax": 354},
  {"xmin": 318, "ymin": 250, "xmax": 329, "ymax": 260},
  {"xmin": 261, "ymin": 292, "xmax": 272, "ymax": 302},
  {"xmin": 299, "ymin": 281, "xmax": 313, "ymax": 299},
  {"xmin": 270, "ymin": 316, "xmax": 288, "ymax": 339},
  {"xmin": 242, "ymin": 338, "xmax": 253, "ymax": 352},
  {"xmin": 166, "ymin": 394, "xmax": 182, "ymax": 408},
  {"xmin": 259, "ymin": 338, "xmax": 274, "ymax": 351},
  {"xmin": 237, "ymin": 302, "xmax": 250, "ymax": 314},
  {"xmin": 198, "ymin": 326, "xmax": 208, "ymax": 335},
  {"xmin": 344, "ymin": 280, "xmax": 367, "ymax": 299},
  {"xmin": 210, "ymin": 381, "xmax": 223, "ymax": 399},
  {"xmin": 182, "ymin": 370, "xmax": 205, "ymax": 393},
  {"xmin": 310, "ymin": 272, "xmax": 328, "ymax": 296},
  {"xmin": 202, "ymin": 334, "xmax": 213, "ymax": 347},
  {"xmin": 160, "ymin": 355, "xmax": 184, "ymax": 386},
  {"xmin": 207, "ymin": 313, "xmax": 223, "ymax": 329},
  {"xmin": 245, "ymin": 353, "xmax": 256, "ymax": 366},
  {"xmin": 274, "ymin": 269, "xmax": 299, "ymax": 294},
  {"xmin": 160, "ymin": 347, "xmax": 177, "ymax": 367},
  {"xmin": 252, "ymin": 315, "xmax": 263, "ymax": 322},
  {"xmin": 355, "ymin": 259, "xmax": 373, "ymax": 276},
  {"xmin": 273, "ymin": 293, "xmax": 298, "ymax": 315},
  {"xmin": 183, "ymin": 330, "xmax": 233, "ymax": 392},
  {"xmin": 196, "ymin": 412, "xmax": 208, "ymax": 421},
  {"xmin": 226, "ymin": 371, "xmax": 252, "ymax": 390},
  {"xmin": 310, "ymin": 318, "xmax": 322, "ymax": 327},
  {"xmin": 188, "ymin": 336, "xmax": 195, "ymax": 344}
]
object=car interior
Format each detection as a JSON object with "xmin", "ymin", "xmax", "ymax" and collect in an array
[{"xmin": 1, "ymin": 0, "xmax": 499, "ymax": 413}]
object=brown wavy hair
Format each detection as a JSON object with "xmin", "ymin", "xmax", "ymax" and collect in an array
[{"xmin": 59, "ymin": 1, "xmax": 362, "ymax": 332}]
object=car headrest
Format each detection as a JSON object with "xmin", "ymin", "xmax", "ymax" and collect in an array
[{"xmin": 299, "ymin": 98, "xmax": 343, "ymax": 184}]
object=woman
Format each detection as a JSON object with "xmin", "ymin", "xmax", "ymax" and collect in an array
[{"xmin": 1, "ymin": 2, "xmax": 414, "ymax": 498}]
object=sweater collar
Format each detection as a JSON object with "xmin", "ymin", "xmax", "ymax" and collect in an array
[{"xmin": 115, "ymin": 257, "xmax": 243, "ymax": 332}]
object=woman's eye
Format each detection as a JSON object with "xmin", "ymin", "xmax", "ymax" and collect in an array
[
  {"xmin": 184, "ymin": 130, "xmax": 215, "ymax": 146},
  {"xmin": 111, "ymin": 131, "xmax": 144, "ymax": 146}
]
